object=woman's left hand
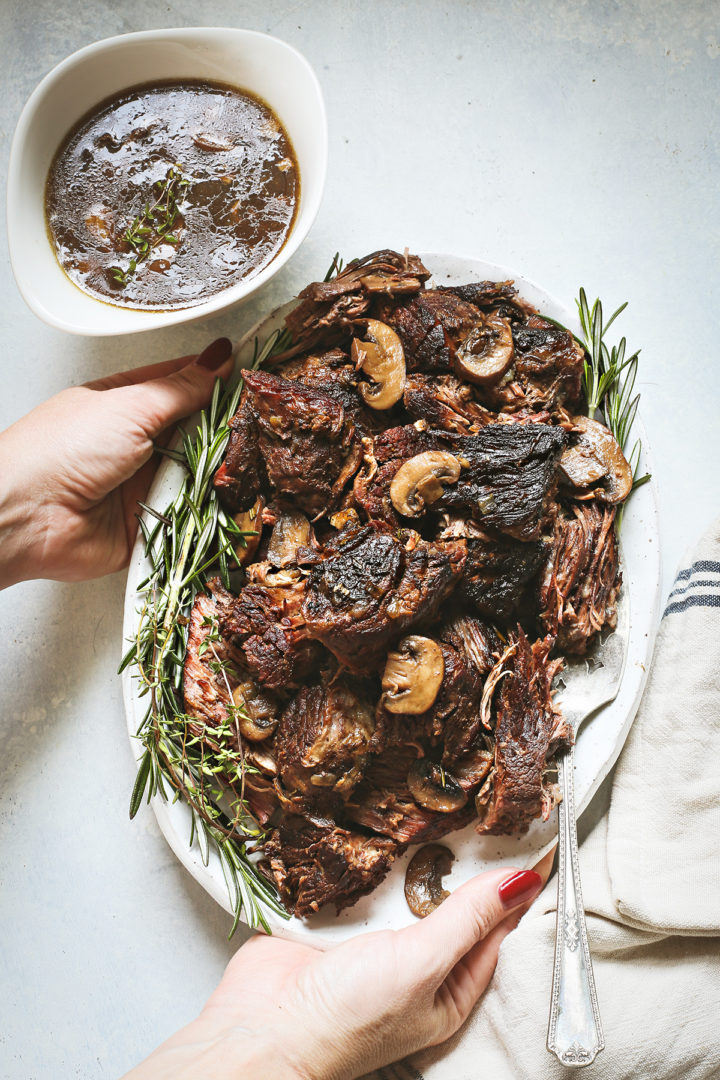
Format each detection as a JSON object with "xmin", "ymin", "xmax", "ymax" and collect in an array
[
  {"xmin": 123, "ymin": 863, "xmax": 549, "ymax": 1080},
  {"xmin": 0, "ymin": 338, "xmax": 233, "ymax": 588}
]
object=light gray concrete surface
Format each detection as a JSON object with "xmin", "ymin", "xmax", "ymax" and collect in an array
[{"xmin": 0, "ymin": 2, "xmax": 718, "ymax": 1077}]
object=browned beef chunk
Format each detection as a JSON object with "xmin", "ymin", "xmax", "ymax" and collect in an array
[
  {"xmin": 437, "ymin": 281, "xmax": 529, "ymax": 323},
  {"xmin": 372, "ymin": 617, "xmax": 497, "ymax": 794},
  {"xmin": 214, "ymin": 400, "xmax": 264, "ymax": 514},
  {"xmin": 275, "ymin": 250, "xmax": 430, "ymax": 361},
  {"xmin": 460, "ymin": 536, "xmax": 547, "ymax": 622},
  {"xmin": 275, "ymin": 679, "xmax": 376, "ymax": 800},
  {"xmin": 276, "ymin": 347, "xmax": 356, "ymax": 389},
  {"xmin": 513, "ymin": 317, "xmax": 584, "ymax": 405},
  {"xmin": 403, "ymin": 373, "xmax": 492, "ymax": 433},
  {"xmin": 347, "ymin": 747, "xmax": 475, "ymax": 843},
  {"xmin": 183, "ymin": 590, "xmax": 239, "ymax": 728},
  {"xmin": 437, "ymin": 617, "xmax": 499, "ymax": 767},
  {"xmin": 263, "ymin": 815, "xmax": 399, "ymax": 915},
  {"xmin": 183, "ymin": 590, "xmax": 281, "ymax": 825},
  {"xmin": 302, "ymin": 523, "xmax": 466, "ymax": 671},
  {"xmin": 538, "ymin": 501, "xmax": 620, "ymax": 654},
  {"xmin": 210, "ymin": 576, "xmax": 320, "ymax": 689},
  {"xmin": 237, "ymin": 369, "xmax": 360, "ymax": 517},
  {"xmin": 418, "ymin": 290, "xmax": 486, "ymax": 346},
  {"xmin": 385, "ymin": 289, "xmax": 484, "ymax": 374},
  {"xmin": 276, "ymin": 347, "xmax": 383, "ymax": 435},
  {"xmin": 476, "ymin": 631, "xmax": 572, "ymax": 835},
  {"xmin": 353, "ymin": 423, "xmax": 442, "ymax": 527},
  {"xmin": 370, "ymin": 617, "xmax": 499, "ymax": 790},
  {"xmin": 483, "ymin": 315, "xmax": 584, "ymax": 414},
  {"xmin": 437, "ymin": 424, "xmax": 567, "ymax": 540}
]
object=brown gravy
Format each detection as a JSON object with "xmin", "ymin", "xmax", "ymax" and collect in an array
[{"xmin": 45, "ymin": 80, "xmax": 299, "ymax": 310}]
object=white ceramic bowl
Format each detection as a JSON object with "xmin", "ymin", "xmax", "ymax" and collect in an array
[{"xmin": 7, "ymin": 27, "xmax": 327, "ymax": 336}]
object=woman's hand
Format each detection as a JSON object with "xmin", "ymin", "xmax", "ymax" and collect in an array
[
  {"xmin": 124, "ymin": 865, "xmax": 547, "ymax": 1080},
  {"xmin": 0, "ymin": 338, "xmax": 233, "ymax": 588}
]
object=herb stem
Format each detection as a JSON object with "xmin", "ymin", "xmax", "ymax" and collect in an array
[
  {"xmin": 124, "ymin": 329, "xmax": 292, "ymax": 934},
  {"xmin": 576, "ymin": 288, "xmax": 648, "ymax": 489}
]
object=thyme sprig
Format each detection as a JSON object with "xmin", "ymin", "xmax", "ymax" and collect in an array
[
  {"xmin": 576, "ymin": 288, "xmax": 650, "ymax": 491},
  {"xmin": 121, "ymin": 326, "xmax": 292, "ymax": 935},
  {"xmin": 110, "ymin": 166, "xmax": 189, "ymax": 286}
]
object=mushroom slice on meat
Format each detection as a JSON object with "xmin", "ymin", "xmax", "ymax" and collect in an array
[
  {"xmin": 390, "ymin": 451, "xmax": 462, "ymax": 517},
  {"xmin": 404, "ymin": 844, "xmax": 455, "ymax": 918},
  {"xmin": 407, "ymin": 759, "xmax": 468, "ymax": 812},
  {"xmin": 382, "ymin": 635, "xmax": 445, "ymax": 714},
  {"xmin": 352, "ymin": 319, "xmax": 406, "ymax": 409},
  {"xmin": 267, "ymin": 509, "xmax": 312, "ymax": 567},
  {"xmin": 454, "ymin": 312, "xmax": 514, "ymax": 385},
  {"xmin": 232, "ymin": 680, "xmax": 279, "ymax": 741},
  {"xmin": 232, "ymin": 496, "xmax": 264, "ymax": 565},
  {"xmin": 560, "ymin": 415, "xmax": 633, "ymax": 504}
]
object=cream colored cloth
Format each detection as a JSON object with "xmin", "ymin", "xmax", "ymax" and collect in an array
[{"xmin": 370, "ymin": 517, "xmax": 720, "ymax": 1080}]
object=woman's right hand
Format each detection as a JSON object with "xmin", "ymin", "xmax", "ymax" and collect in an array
[{"xmin": 124, "ymin": 862, "xmax": 548, "ymax": 1080}]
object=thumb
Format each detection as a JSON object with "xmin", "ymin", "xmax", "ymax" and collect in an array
[
  {"xmin": 400, "ymin": 867, "xmax": 543, "ymax": 985},
  {"xmin": 115, "ymin": 337, "xmax": 234, "ymax": 437}
]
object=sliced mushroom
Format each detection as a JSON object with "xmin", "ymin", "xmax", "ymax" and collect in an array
[
  {"xmin": 232, "ymin": 681, "xmax": 278, "ymax": 742},
  {"xmin": 405, "ymin": 844, "xmax": 455, "ymax": 918},
  {"xmin": 559, "ymin": 446, "xmax": 608, "ymax": 488},
  {"xmin": 389, "ymin": 451, "xmax": 462, "ymax": 517},
  {"xmin": 233, "ymin": 497, "xmax": 264, "ymax": 565},
  {"xmin": 351, "ymin": 319, "xmax": 406, "ymax": 409},
  {"xmin": 382, "ymin": 636, "xmax": 445, "ymax": 714},
  {"xmin": 454, "ymin": 313, "xmax": 514, "ymax": 385},
  {"xmin": 267, "ymin": 509, "xmax": 311, "ymax": 567},
  {"xmin": 560, "ymin": 415, "xmax": 633, "ymax": 504},
  {"xmin": 407, "ymin": 759, "xmax": 468, "ymax": 813}
]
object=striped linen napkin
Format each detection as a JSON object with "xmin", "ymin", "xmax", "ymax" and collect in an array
[{"xmin": 367, "ymin": 516, "xmax": 720, "ymax": 1080}]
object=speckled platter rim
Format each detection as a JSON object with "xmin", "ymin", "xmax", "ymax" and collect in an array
[{"xmin": 121, "ymin": 253, "xmax": 661, "ymax": 946}]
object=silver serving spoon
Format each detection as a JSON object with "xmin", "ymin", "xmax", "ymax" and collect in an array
[{"xmin": 547, "ymin": 590, "xmax": 629, "ymax": 1067}]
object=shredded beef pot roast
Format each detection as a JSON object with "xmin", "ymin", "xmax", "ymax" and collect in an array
[{"xmin": 182, "ymin": 249, "xmax": 628, "ymax": 917}]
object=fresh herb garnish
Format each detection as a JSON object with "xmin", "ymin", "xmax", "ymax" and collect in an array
[
  {"xmin": 121, "ymin": 327, "xmax": 292, "ymax": 935},
  {"xmin": 576, "ymin": 289, "xmax": 650, "ymax": 492},
  {"xmin": 110, "ymin": 166, "xmax": 189, "ymax": 286},
  {"xmin": 323, "ymin": 252, "xmax": 344, "ymax": 281}
]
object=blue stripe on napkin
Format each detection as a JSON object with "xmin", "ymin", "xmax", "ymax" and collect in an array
[{"xmin": 663, "ymin": 559, "xmax": 720, "ymax": 617}]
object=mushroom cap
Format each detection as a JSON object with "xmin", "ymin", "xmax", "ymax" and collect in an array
[
  {"xmin": 407, "ymin": 759, "xmax": 468, "ymax": 813},
  {"xmin": 232, "ymin": 496, "xmax": 264, "ymax": 565},
  {"xmin": 352, "ymin": 318, "xmax": 406, "ymax": 409},
  {"xmin": 389, "ymin": 450, "xmax": 462, "ymax": 517},
  {"xmin": 382, "ymin": 635, "xmax": 445, "ymax": 714},
  {"xmin": 561, "ymin": 415, "xmax": 633, "ymax": 503},
  {"xmin": 404, "ymin": 843, "xmax": 455, "ymax": 918},
  {"xmin": 453, "ymin": 313, "xmax": 514, "ymax": 385},
  {"xmin": 267, "ymin": 509, "xmax": 312, "ymax": 567},
  {"xmin": 232, "ymin": 681, "xmax": 278, "ymax": 742}
]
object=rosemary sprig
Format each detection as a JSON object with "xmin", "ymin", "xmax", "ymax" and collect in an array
[
  {"xmin": 324, "ymin": 252, "xmax": 344, "ymax": 281},
  {"xmin": 576, "ymin": 288, "xmax": 650, "ymax": 492},
  {"xmin": 110, "ymin": 166, "xmax": 189, "ymax": 286},
  {"xmin": 122, "ymin": 326, "xmax": 292, "ymax": 935}
]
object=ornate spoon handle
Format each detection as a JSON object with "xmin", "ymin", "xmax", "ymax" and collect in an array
[{"xmin": 547, "ymin": 746, "xmax": 604, "ymax": 1068}]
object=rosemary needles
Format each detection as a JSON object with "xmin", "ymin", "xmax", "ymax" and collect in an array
[
  {"xmin": 576, "ymin": 288, "xmax": 650, "ymax": 492},
  {"xmin": 121, "ymin": 327, "xmax": 291, "ymax": 934}
]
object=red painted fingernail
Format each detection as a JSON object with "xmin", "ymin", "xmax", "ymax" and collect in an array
[
  {"xmin": 195, "ymin": 337, "xmax": 233, "ymax": 371},
  {"xmin": 498, "ymin": 870, "xmax": 543, "ymax": 909}
]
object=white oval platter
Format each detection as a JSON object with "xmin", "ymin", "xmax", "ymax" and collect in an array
[{"xmin": 122, "ymin": 253, "xmax": 661, "ymax": 947}]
